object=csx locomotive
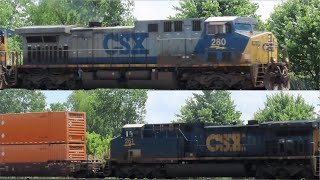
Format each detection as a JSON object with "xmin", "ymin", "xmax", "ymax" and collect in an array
[
  {"xmin": 0, "ymin": 16, "xmax": 289, "ymax": 90},
  {"xmin": 1, "ymin": 120, "xmax": 319, "ymax": 179},
  {"xmin": 104, "ymin": 120, "xmax": 320, "ymax": 179}
]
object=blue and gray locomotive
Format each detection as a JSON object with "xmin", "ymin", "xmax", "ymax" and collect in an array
[
  {"xmin": 0, "ymin": 16, "xmax": 289, "ymax": 90},
  {"xmin": 104, "ymin": 120, "xmax": 320, "ymax": 179}
]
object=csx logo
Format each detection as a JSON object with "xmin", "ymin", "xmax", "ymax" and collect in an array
[
  {"xmin": 206, "ymin": 133, "xmax": 246, "ymax": 153},
  {"xmin": 103, "ymin": 33, "xmax": 149, "ymax": 55}
]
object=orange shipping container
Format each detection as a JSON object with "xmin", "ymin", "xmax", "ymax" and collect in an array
[
  {"xmin": 0, "ymin": 112, "xmax": 86, "ymax": 144},
  {"xmin": 0, "ymin": 144, "xmax": 86, "ymax": 163}
]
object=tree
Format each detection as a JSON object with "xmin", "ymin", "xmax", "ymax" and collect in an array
[
  {"xmin": 0, "ymin": 0, "xmax": 33, "ymax": 51},
  {"xmin": 267, "ymin": 0, "xmax": 320, "ymax": 90},
  {"xmin": 67, "ymin": 89, "xmax": 148, "ymax": 136},
  {"xmin": 0, "ymin": 89, "xmax": 46, "ymax": 113},
  {"xmin": 172, "ymin": 0, "xmax": 258, "ymax": 19},
  {"xmin": 48, "ymin": 102, "xmax": 69, "ymax": 112},
  {"xmin": 0, "ymin": 0, "xmax": 32, "ymax": 29},
  {"xmin": 28, "ymin": 0, "xmax": 135, "ymax": 26},
  {"xmin": 254, "ymin": 92, "xmax": 316, "ymax": 122},
  {"xmin": 86, "ymin": 132, "xmax": 111, "ymax": 159},
  {"xmin": 176, "ymin": 91, "xmax": 242, "ymax": 125}
]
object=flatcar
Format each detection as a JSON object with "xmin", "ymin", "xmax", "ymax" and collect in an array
[
  {"xmin": 0, "ymin": 16, "xmax": 289, "ymax": 90},
  {"xmin": 105, "ymin": 120, "xmax": 320, "ymax": 179}
]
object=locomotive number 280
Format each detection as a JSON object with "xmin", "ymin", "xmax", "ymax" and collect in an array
[{"xmin": 211, "ymin": 38, "xmax": 227, "ymax": 46}]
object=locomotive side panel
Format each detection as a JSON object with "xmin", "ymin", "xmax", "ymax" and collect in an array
[
  {"xmin": 110, "ymin": 124, "xmax": 185, "ymax": 163},
  {"xmin": 203, "ymin": 125, "xmax": 265, "ymax": 157}
]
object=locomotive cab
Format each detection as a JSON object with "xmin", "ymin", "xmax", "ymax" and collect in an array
[{"xmin": 204, "ymin": 17, "xmax": 266, "ymax": 64}]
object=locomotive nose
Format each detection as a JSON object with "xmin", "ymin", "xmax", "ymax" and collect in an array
[{"xmin": 254, "ymin": 33, "xmax": 290, "ymax": 90}]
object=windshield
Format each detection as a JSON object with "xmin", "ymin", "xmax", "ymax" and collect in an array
[{"xmin": 235, "ymin": 23, "xmax": 254, "ymax": 31}]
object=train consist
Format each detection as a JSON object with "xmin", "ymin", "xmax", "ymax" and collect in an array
[
  {"xmin": 0, "ymin": 112, "xmax": 319, "ymax": 179},
  {"xmin": 0, "ymin": 16, "xmax": 289, "ymax": 90}
]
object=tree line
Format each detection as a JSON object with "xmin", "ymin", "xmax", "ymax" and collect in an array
[{"xmin": 0, "ymin": 89, "xmax": 318, "ymax": 158}]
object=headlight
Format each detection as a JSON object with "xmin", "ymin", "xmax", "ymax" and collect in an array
[{"xmin": 268, "ymin": 34, "xmax": 272, "ymax": 42}]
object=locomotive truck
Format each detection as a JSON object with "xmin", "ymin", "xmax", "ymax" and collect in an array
[
  {"xmin": 0, "ymin": 16, "xmax": 289, "ymax": 90},
  {"xmin": 1, "ymin": 118, "xmax": 320, "ymax": 179}
]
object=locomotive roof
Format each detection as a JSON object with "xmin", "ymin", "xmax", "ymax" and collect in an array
[
  {"xmin": 15, "ymin": 16, "xmax": 258, "ymax": 35},
  {"xmin": 206, "ymin": 16, "xmax": 258, "ymax": 24},
  {"xmin": 71, "ymin": 26, "xmax": 134, "ymax": 31},
  {"xmin": 260, "ymin": 119, "xmax": 320, "ymax": 128},
  {"xmin": 16, "ymin": 25, "xmax": 77, "ymax": 34},
  {"xmin": 205, "ymin": 16, "xmax": 238, "ymax": 22},
  {"xmin": 122, "ymin": 120, "xmax": 320, "ymax": 130},
  {"xmin": 123, "ymin": 124, "xmax": 145, "ymax": 128}
]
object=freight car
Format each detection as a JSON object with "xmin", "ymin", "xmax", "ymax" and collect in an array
[
  {"xmin": 0, "ymin": 16, "xmax": 290, "ymax": 90},
  {"xmin": 0, "ymin": 112, "xmax": 93, "ymax": 177}
]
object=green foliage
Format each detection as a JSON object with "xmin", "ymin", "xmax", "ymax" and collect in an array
[
  {"xmin": 176, "ymin": 91, "xmax": 242, "ymax": 125},
  {"xmin": 0, "ymin": 0, "xmax": 33, "ymax": 51},
  {"xmin": 67, "ymin": 89, "xmax": 148, "ymax": 136},
  {"xmin": 0, "ymin": 0, "xmax": 33, "ymax": 29},
  {"xmin": 267, "ymin": 0, "xmax": 320, "ymax": 89},
  {"xmin": 47, "ymin": 102, "xmax": 69, "ymax": 112},
  {"xmin": 8, "ymin": 36, "xmax": 23, "ymax": 51},
  {"xmin": 67, "ymin": 89, "xmax": 147, "ymax": 158},
  {"xmin": 0, "ymin": 89, "xmax": 46, "ymax": 113},
  {"xmin": 254, "ymin": 92, "xmax": 316, "ymax": 122},
  {"xmin": 172, "ymin": 0, "xmax": 258, "ymax": 19},
  {"xmin": 86, "ymin": 132, "xmax": 112, "ymax": 158},
  {"xmin": 28, "ymin": 0, "xmax": 135, "ymax": 26}
]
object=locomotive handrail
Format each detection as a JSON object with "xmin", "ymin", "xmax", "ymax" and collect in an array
[
  {"xmin": 177, "ymin": 128, "xmax": 198, "ymax": 143},
  {"xmin": 156, "ymin": 37, "xmax": 202, "ymax": 40},
  {"xmin": 0, "ymin": 51, "xmax": 23, "ymax": 66},
  {"xmin": 178, "ymin": 129, "xmax": 189, "ymax": 141}
]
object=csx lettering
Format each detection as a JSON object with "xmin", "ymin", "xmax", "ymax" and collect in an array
[
  {"xmin": 103, "ymin": 33, "xmax": 149, "ymax": 55},
  {"xmin": 206, "ymin": 133, "xmax": 245, "ymax": 153}
]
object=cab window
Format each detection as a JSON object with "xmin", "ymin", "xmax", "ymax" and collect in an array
[
  {"xmin": 208, "ymin": 23, "xmax": 231, "ymax": 34},
  {"xmin": 235, "ymin": 23, "xmax": 253, "ymax": 31},
  {"xmin": 208, "ymin": 25, "xmax": 224, "ymax": 34},
  {"xmin": 125, "ymin": 128, "xmax": 141, "ymax": 138}
]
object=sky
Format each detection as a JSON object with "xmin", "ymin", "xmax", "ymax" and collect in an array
[
  {"xmin": 43, "ymin": 0, "xmax": 320, "ymax": 124},
  {"xmin": 133, "ymin": 0, "xmax": 283, "ymax": 21},
  {"xmin": 43, "ymin": 90, "xmax": 320, "ymax": 124}
]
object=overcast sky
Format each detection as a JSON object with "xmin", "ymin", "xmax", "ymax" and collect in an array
[{"xmin": 43, "ymin": 0, "xmax": 319, "ymax": 124}]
